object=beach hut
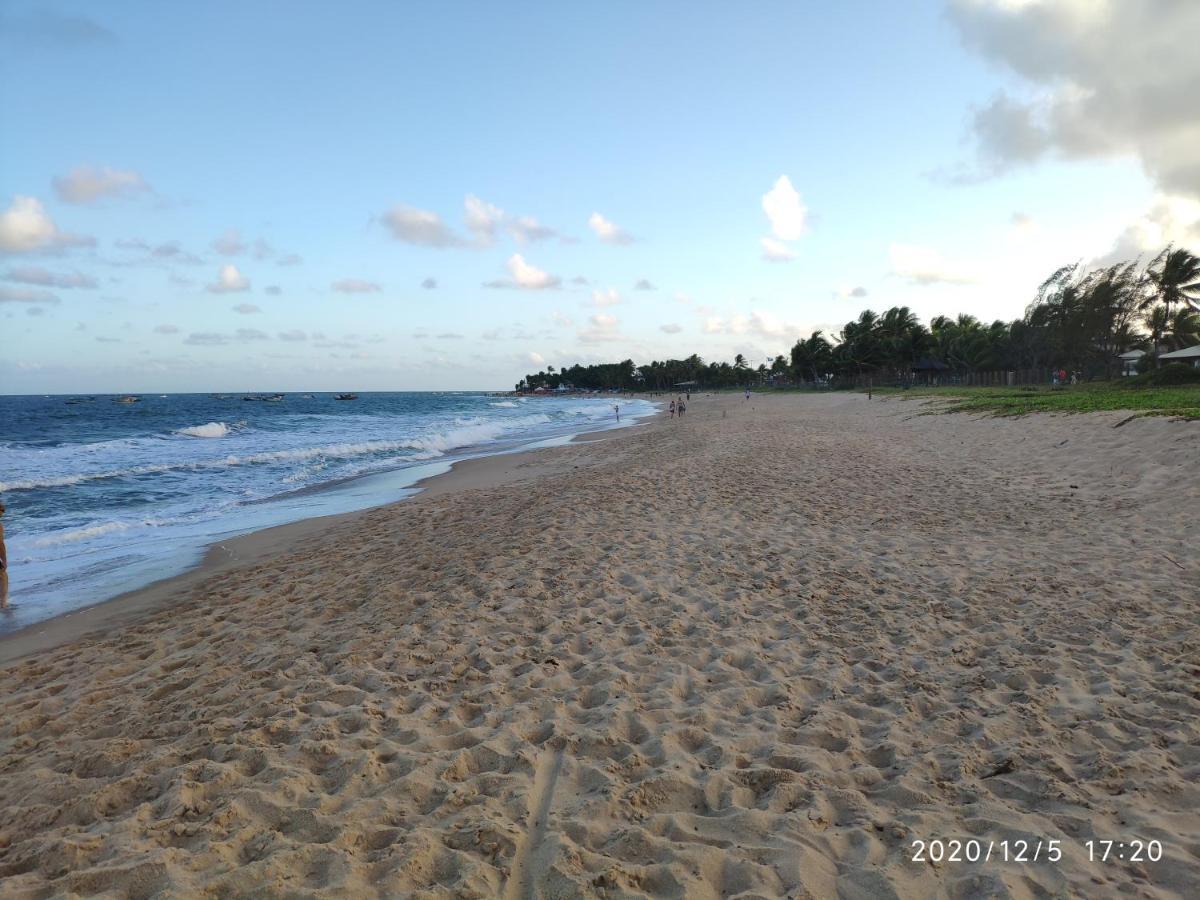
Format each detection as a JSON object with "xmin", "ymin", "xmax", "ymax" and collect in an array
[
  {"xmin": 1157, "ymin": 344, "xmax": 1200, "ymax": 368},
  {"xmin": 1118, "ymin": 348, "xmax": 1146, "ymax": 376}
]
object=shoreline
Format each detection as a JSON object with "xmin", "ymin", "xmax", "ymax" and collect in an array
[{"xmin": 0, "ymin": 410, "xmax": 658, "ymax": 666}]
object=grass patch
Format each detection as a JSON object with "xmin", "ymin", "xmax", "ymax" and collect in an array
[{"xmin": 871, "ymin": 381, "xmax": 1200, "ymax": 419}]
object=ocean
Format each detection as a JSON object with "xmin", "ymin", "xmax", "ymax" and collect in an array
[{"xmin": 0, "ymin": 391, "xmax": 654, "ymax": 632}]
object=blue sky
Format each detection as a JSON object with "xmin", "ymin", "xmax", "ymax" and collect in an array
[{"xmin": 2, "ymin": 1, "xmax": 1197, "ymax": 392}]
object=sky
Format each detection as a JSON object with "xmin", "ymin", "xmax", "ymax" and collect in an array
[{"xmin": 2, "ymin": 0, "xmax": 1198, "ymax": 393}]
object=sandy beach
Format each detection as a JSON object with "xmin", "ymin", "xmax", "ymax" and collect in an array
[{"xmin": 1, "ymin": 392, "xmax": 1197, "ymax": 898}]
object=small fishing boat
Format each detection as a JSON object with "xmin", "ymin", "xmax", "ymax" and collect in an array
[
  {"xmin": 113, "ymin": 395, "xmax": 141, "ymax": 404},
  {"xmin": 335, "ymin": 393, "xmax": 359, "ymax": 400}
]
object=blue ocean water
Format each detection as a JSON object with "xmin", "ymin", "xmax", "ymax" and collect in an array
[{"xmin": 0, "ymin": 391, "xmax": 653, "ymax": 631}]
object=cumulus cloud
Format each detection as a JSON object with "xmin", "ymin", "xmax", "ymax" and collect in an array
[
  {"xmin": 3, "ymin": 266, "xmax": 96, "ymax": 288},
  {"xmin": 484, "ymin": 254, "xmax": 561, "ymax": 290},
  {"xmin": 421, "ymin": 277, "xmax": 438, "ymax": 289},
  {"xmin": 760, "ymin": 237, "xmax": 796, "ymax": 262},
  {"xmin": 889, "ymin": 243, "xmax": 975, "ymax": 285},
  {"xmin": 578, "ymin": 313, "xmax": 623, "ymax": 343},
  {"xmin": 633, "ymin": 278, "xmax": 656, "ymax": 291},
  {"xmin": 278, "ymin": 329, "xmax": 308, "ymax": 342},
  {"xmin": 588, "ymin": 212, "xmax": 633, "ymax": 245},
  {"xmin": 551, "ymin": 309, "xmax": 574, "ymax": 328},
  {"xmin": 946, "ymin": 0, "xmax": 1200, "ymax": 198},
  {"xmin": 0, "ymin": 196, "xmax": 94, "ymax": 254},
  {"xmin": 183, "ymin": 332, "xmax": 229, "ymax": 346},
  {"xmin": 762, "ymin": 176, "xmax": 807, "ymax": 241},
  {"xmin": 206, "ymin": 264, "xmax": 250, "ymax": 293},
  {"xmin": 660, "ymin": 322, "xmax": 683, "ymax": 334},
  {"xmin": 591, "ymin": 287, "xmax": 621, "ymax": 307},
  {"xmin": 526, "ymin": 351, "xmax": 546, "ymax": 366},
  {"xmin": 464, "ymin": 194, "xmax": 504, "ymax": 244},
  {"xmin": 237, "ymin": 328, "xmax": 269, "ymax": 341},
  {"xmin": 0, "ymin": 285, "xmax": 59, "ymax": 304},
  {"xmin": 834, "ymin": 285, "xmax": 869, "ymax": 299},
  {"xmin": 211, "ymin": 228, "xmax": 247, "ymax": 256},
  {"xmin": 1095, "ymin": 194, "xmax": 1200, "ymax": 266},
  {"xmin": 702, "ymin": 310, "xmax": 802, "ymax": 340},
  {"xmin": 331, "ymin": 278, "xmax": 382, "ymax": 294},
  {"xmin": 382, "ymin": 205, "xmax": 466, "ymax": 247},
  {"xmin": 508, "ymin": 215, "xmax": 559, "ymax": 244},
  {"xmin": 53, "ymin": 165, "xmax": 149, "ymax": 205},
  {"xmin": 153, "ymin": 324, "xmax": 179, "ymax": 334},
  {"xmin": 232, "ymin": 302, "xmax": 261, "ymax": 314}
]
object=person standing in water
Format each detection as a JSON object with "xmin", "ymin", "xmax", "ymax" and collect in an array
[
  {"xmin": 0, "ymin": 500, "xmax": 9, "ymax": 609},
  {"xmin": 614, "ymin": 403, "xmax": 620, "ymax": 421}
]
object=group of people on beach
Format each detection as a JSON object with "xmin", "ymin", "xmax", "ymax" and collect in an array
[{"xmin": 668, "ymin": 395, "xmax": 688, "ymax": 418}]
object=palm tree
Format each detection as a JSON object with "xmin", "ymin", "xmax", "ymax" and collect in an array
[
  {"xmin": 790, "ymin": 331, "xmax": 832, "ymax": 382},
  {"xmin": 1147, "ymin": 246, "xmax": 1200, "ymax": 316}
]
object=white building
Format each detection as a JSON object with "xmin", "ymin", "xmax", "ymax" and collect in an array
[{"xmin": 1157, "ymin": 344, "xmax": 1200, "ymax": 369}]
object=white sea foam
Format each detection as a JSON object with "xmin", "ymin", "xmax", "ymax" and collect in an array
[
  {"xmin": 177, "ymin": 421, "xmax": 233, "ymax": 438},
  {"xmin": 490, "ymin": 400, "xmax": 518, "ymax": 407},
  {"xmin": 31, "ymin": 519, "xmax": 167, "ymax": 547},
  {"xmin": 0, "ymin": 414, "xmax": 555, "ymax": 492}
]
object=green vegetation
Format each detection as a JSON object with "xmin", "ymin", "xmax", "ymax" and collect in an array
[
  {"xmin": 516, "ymin": 246, "xmax": 1200, "ymax": 394},
  {"xmin": 873, "ymin": 380, "xmax": 1200, "ymax": 420}
]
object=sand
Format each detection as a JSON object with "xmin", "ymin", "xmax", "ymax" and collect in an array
[{"xmin": 1, "ymin": 393, "xmax": 1197, "ymax": 898}]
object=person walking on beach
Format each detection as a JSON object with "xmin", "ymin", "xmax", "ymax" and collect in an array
[
  {"xmin": 0, "ymin": 500, "xmax": 9, "ymax": 609},
  {"xmin": 669, "ymin": 399, "xmax": 676, "ymax": 418}
]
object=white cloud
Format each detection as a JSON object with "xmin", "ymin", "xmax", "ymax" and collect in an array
[
  {"xmin": 206, "ymin": 264, "xmax": 250, "ymax": 293},
  {"xmin": 834, "ymin": 285, "xmax": 869, "ymax": 299},
  {"xmin": 889, "ymin": 244, "xmax": 975, "ymax": 285},
  {"xmin": 1095, "ymin": 194, "xmax": 1200, "ymax": 266},
  {"xmin": 701, "ymin": 310, "xmax": 803, "ymax": 340},
  {"xmin": 634, "ymin": 278, "xmax": 656, "ymax": 291},
  {"xmin": 762, "ymin": 175, "xmax": 807, "ymax": 241},
  {"xmin": 53, "ymin": 166, "xmax": 149, "ymax": 205},
  {"xmin": 331, "ymin": 278, "xmax": 382, "ymax": 294},
  {"xmin": 588, "ymin": 212, "xmax": 633, "ymax": 245},
  {"xmin": 211, "ymin": 228, "xmax": 248, "ymax": 256},
  {"xmin": 421, "ymin": 277, "xmax": 438, "ymax": 289},
  {"xmin": 947, "ymin": 0, "xmax": 1200, "ymax": 199},
  {"xmin": 153, "ymin": 324, "xmax": 179, "ymax": 334},
  {"xmin": 591, "ymin": 287, "xmax": 621, "ymax": 307},
  {"xmin": 760, "ymin": 237, "xmax": 796, "ymax": 262},
  {"xmin": 551, "ymin": 309, "xmax": 574, "ymax": 328},
  {"xmin": 508, "ymin": 215, "xmax": 558, "ymax": 244},
  {"xmin": 3, "ymin": 266, "xmax": 96, "ymax": 288},
  {"xmin": 382, "ymin": 205, "xmax": 465, "ymax": 247},
  {"xmin": 579, "ymin": 313, "xmax": 622, "ymax": 343},
  {"xmin": 660, "ymin": 323, "xmax": 683, "ymax": 334},
  {"xmin": 485, "ymin": 254, "xmax": 561, "ymax": 290},
  {"xmin": 0, "ymin": 285, "xmax": 59, "ymax": 304},
  {"xmin": 464, "ymin": 194, "xmax": 504, "ymax": 244},
  {"xmin": 0, "ymin": 196, "xmax": 93, "ymax": 254},
  {"xmin": 526, "ymin": 351, "xmax": 546, "ymax": 366},
  {"xmin": 232, "ymin": 303, "xmax": 261, "ymax": 314},
  {"xmin": 278, "ymin": 329, "xmax": 308, "ymax": 342}
]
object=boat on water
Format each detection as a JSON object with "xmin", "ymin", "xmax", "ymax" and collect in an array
[
  {"xmin": 335, "ymin": 393, "xmax": 359, "ymax": 400},
  {"xmin": 113, "ymin": 396, "xmax": 141, "ymax": 404},
  {"xmin": 242, "ymin": 393, "xmax": 284, "ymax": 402}
]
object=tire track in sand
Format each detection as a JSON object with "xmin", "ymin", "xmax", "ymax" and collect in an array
[{"xmin": 504, "ymin": 747, "xmax": 565, "ymax": 900}]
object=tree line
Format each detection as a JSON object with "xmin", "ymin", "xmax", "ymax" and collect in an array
[{"xmin": 517, "ymin": 247, "xmax": 1200, "ymax": 392}]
